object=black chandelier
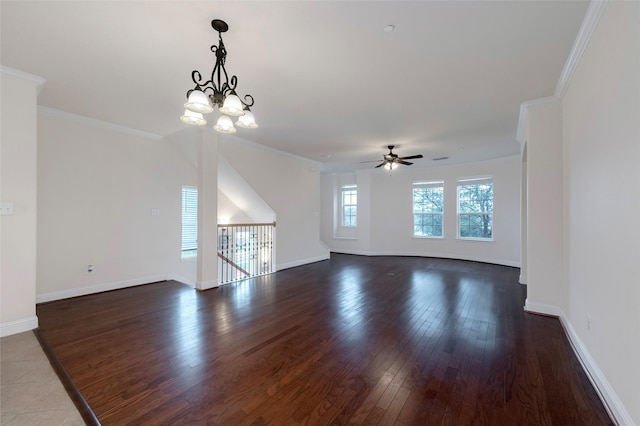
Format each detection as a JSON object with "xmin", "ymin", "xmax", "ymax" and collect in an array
[{"xmin": 180, "ymin": 19, "xmax": 258, "ymax": 133}]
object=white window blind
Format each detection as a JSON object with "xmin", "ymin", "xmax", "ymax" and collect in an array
[{"xmin": 182, "ymin": 186, "xmax": 198, "ymax": 257}]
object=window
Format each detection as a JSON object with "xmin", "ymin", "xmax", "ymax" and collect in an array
[
  {"xmin": 181, "ymin": 186, "xmax": 198, "ymax": 257},
  {"xmin": 341, "ymin": 185, "xmax": 357, "ymax": 227},
  {"xmin": 457, "ymin": 177, "xmax": 493, "ymax": 240},
  {"xmin": 413, "ymin": 181, "xmax": 444, "ymax": 237}
]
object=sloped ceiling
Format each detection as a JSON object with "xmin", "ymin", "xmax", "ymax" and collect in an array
[
  {"xmin": 218, "ymin": 156, "xmax": 276, "ymax": 224},
  {"xmin": 0, "ymin": 1, "xmax": 589, "ymax": 172}
]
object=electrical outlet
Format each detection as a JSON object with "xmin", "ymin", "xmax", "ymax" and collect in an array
[
  {"xmin": 0, "ymin": 202, "xmax": 14, "ymax": 215},
  {"xmin": 87, "ymin": 264, "xmax": 94, "ymax": 274}
]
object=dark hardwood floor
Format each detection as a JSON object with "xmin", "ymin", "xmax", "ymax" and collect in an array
[{"xmin": 36, "ymin": 254, "xmax": 612, "ymax": 425}]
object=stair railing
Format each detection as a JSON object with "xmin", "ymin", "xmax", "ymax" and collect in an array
[{"xmin": 217, "ymin": 222, "xmax": 275, "ymax": 284}]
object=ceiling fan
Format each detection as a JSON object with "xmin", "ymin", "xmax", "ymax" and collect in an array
[{"xmin": 363, "ymin": 145, "xmax": 424, "ymax": 169}]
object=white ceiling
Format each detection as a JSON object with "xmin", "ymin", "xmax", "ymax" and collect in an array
[{"xmin": 1, "ymin": 1, "xmax": 589, "ymax": 173}]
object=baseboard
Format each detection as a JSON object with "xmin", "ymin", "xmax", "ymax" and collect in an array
[
  {"xmin": 195, "ymin": 279, "xmax": 218, "ymax": 291},
  {"xmin": 329, "ymin": 249, "xmax": 521, "ymax": 268},
  {"xmin": 167, "ymin": 273, "xmax": 195, "ymax": 288},
  {"xmin": 1, "ymin": 315, "xmax": 39, "ymax": 337},
  {"xmin": 276, "ymin": 254, "xmax": 331, "ymax": 271},
  {"xmin": 559, "ymin": 313, "xmax": 634, "ymax": 426},
  {"xmin": 524, "ymin": 301, "xmax": 634, "ymax": 426},
  {"xmin": 523, "ymin": 299, "xmax": 562, "ymax": 317},
  {"xmin": 36, "ymin": 274, "xmax": 168, "ymax": 303}
]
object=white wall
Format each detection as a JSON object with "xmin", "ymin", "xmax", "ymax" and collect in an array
[
  {"xmin": 36, "ymin": 110, "xmax": 196, "ymax": 301},
  {"xmin": 522, "ymin": 99, "xmax": 564, "ymax": 313},
  {"xmin": 519, "ymin": 142, "xmax": 528, "ymax": 284},
  {"xmin": 218, "ymin": 155, "xmax": 275, "ymax": 224},
  {"xmin": 218, "ymin": 136, "xmax": 329, "ymax": 270},
  {"xmin": 322, "ymin": 156, "xmax": 521, "ymax": 267},
  {"xmin": 0, "ymin": 69, "xmax": 43, "ymax": 336},
  {"xmin": 218, "ymin": 190, "xmax": 253, "ymax": 224},
  {"xmin": 562, "ymin": 2, "xmax": 639, "ymax": 424},
  {"xmin": 195, "ymin": 130, "xmax": 218, "ymax": 290}
]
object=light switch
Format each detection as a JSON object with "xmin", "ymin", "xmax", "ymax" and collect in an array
[{"xmin": 0, "ymin": 202, "xmax": 14, "ymax": 215}]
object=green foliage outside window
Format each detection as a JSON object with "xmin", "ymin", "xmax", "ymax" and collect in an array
[
  {"xmin": 458, "ymin": 181, "xmax": 493, "ymax": 239},
  {"xmin": 413, "ymin": 183, "xmax": 444, "ymax": 237}
]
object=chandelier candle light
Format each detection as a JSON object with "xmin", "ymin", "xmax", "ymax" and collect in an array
[{"xmin": 180, "ymin": 19, "xmax": 258, "ymax": 133}]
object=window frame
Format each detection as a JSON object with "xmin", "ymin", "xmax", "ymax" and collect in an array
[
  {"xmin": 456, "ymin": 177, "xmax": 494, "ymax": 241},
  {"xmin": 181, "ymin": 186, "xmax": 198, "ymax": 258},
  {"xmin": 412, "ymin": 180, "xmax": 444, "ymax": 238},
  {"xmin": 341, "ymin": 184, "xmax": 357, "ymax": 227}
]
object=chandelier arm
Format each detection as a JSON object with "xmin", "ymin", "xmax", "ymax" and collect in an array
[
  {"xmin": 186, "ymin": 70, "xmax": 205, "ymax": 97},
  {"xmin": 241, "ymin": 94, "xmax": 255, "ymax": 109},
  {"xmin": 191, "ymin": 70, "xmax": 203, "ymax": 85},
  {"xmin": 191, "ymin": 70, "xmax": 208, "ymax": 89},
  {"xmin": 226, "ymin": 75, "xmax": 238, "ymax": 94},
  {"xmin": 189, "ymin": 71, "xmax": 219, "ymax": 95}
]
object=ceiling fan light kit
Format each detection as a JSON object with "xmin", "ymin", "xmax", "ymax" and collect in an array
[
  {"xmin": 383, "ymin": 162, "xmax": 399, "ymax": 171},
  {"xmin": 181, "ymin": 19, "xmax": 258, "ymax": 133}
]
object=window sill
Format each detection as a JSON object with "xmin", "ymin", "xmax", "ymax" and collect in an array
[
  {"xmin": 333, "ymin": 237, "xmax": 358, "ymax": 241},
  {"xmin": 457, "ymin": 237, "xmax": 494, "ymax": 242},
  {"xmin": 413, "ymin": 236, "xmax": 445, "ymax": 240}
]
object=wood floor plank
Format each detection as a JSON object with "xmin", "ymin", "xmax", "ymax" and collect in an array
[{"xmin": 36, "ymin": 254, "xmax": 613, "ymax": 425}]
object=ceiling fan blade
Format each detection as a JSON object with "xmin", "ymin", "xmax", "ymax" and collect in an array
[
  {"xmin": 364, "ymin": 148, "xmax": 422, "ymax": 168},
  {"xmin": 360, "ymin": 160, "xmax": 383, "ymax": 163}
]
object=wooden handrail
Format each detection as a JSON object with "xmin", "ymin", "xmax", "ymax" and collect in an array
[
  {"xmin": 218, "ymin": 221, "xmax": 276, "ymax": 228},
  {"xmin": 217, "ymin": 221, "xmax": 274, "ymax": 284}
]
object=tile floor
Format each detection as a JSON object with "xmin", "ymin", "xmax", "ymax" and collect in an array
[{"xmin": 1, "ymin": 331, "xmax": 84, "ymax": 425}]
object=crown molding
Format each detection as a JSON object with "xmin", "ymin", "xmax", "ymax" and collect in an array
[
  {"xmin": 1, "ymin": 66, "xmax": 46, "ymax": 95},
  {"xmin": 38, "ymin": 106, "xmax": 163, "ymax": 140},
  {"xmin": 554, "ymin": 0, "xmax": 609, "ymax": 98},
  {"xmin": 517, "ymin": 1, "xmax": 609, "ymax": 144},
  {"xmin": 214, "ymin": 128, "xmax": 322, "ymax": 169}
]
